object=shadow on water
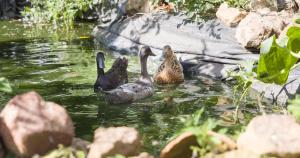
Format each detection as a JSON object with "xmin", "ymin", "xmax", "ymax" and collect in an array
[{"xmin": 0, "ymin": 21, "xmax": 277, "ymax": 156}]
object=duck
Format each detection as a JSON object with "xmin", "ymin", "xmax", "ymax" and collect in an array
[
  {"xmin": 154, "ymin": 45, "xmax": 184, "ymax": 84},
  {"xmin": 104, "ymin": 46, "xmax": 156, "ymax": 104},
  {"xmin": 94, "ymin": 52, "xmax": 128, "ymax": 91}
]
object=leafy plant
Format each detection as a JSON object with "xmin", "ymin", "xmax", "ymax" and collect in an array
[
  {"xmin": 158, "ymin": 0, "xmax": 249, "ymax": 21},
  {"xmin": 0, "ymin": 78, "xmax": 12, "ymax": 93},
  {"xmin": 22, "ymin": 0, "xmax": 99, "ymax": 29},
  {"xmin": 42, "ymin": 145, "xmax": 85, "ymax": 158},
  {"xmin": 288, "ymin": 95, "xmax": 300, "ymax": 121},
  {"xmin": 176, "ymin": 108, "xmax": 228, "ymax": 157}
]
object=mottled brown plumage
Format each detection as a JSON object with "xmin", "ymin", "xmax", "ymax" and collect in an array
[{"xmin": 154, "ymin": 45, "xmax": 184, "ymax": 84}]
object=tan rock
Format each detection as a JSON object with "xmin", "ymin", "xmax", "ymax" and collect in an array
[
  {"xmin": 216, "ymin": 3, "xmax": 248, "ymax": 27},
  {"xmin": 235, "ymin": 12, "xmax": 288, "ymax": 48},
  {"xmin": 160, "ymin": 132, "xmax": 198, "ymax": 158},
  {"xmin": 209, "ymin": 149, "xmax": 261, "ymax": 158},
  {"xmin": 237, "ymin": 114, "xmax": 300, "ymax": 157},
  {"xmin": 88, "ymin": 127, "xmax": 141, "ymax": 158},
  {"xmin": 126, "ymin": 0, "xmax": 150, "ymax": 16},
  {"xmin": 131, "ymin": 152, "xmax": 154, "ymax": 158},
  {"xmin": 0, "ymin": 91, "xmax": 74, "ymax": 157},
  {"xmin": 250, "ymin": 0, "xmax": 298, "ymax": 12}
]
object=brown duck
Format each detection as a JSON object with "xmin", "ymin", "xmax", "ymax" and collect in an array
[
  {"xmin": 154, "ymin": 45, "xmax": 184, "ymax": 84},
  {"xmin": 94, "ymin": 52, "xmax": 128, "ymax": 91}
]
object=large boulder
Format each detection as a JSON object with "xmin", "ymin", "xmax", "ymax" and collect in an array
[
  {"xmin": 235, "ymin": 12, "xmax": 289, "ymax": 48},
  {"xmin": 0, "ymin": 91, "xmax": 74, "ymax": 157},
  {"xmin": 216, "ymin": 3, "xmax": 248, "ymax": 27},
  {"xmin": 250, "ymin": 0, "xmax": 299, "ymax": 12},
  {"xmin": 237, "ymin": 114, "xmax": 300, "ymax": 157},
  {"xmin": 0, "ymin": 139, "xmax": 5, "ymax": 158},
  {"xmin": 87, "ymin": 127, "xmax": 141, "ymax": 158}
]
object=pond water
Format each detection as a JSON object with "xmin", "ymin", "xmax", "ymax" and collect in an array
[{"xmin": 0, "ymin": 20, "xmax": 280, "ymax": 155}]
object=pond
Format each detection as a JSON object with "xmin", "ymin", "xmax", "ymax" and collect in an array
[{"xmin": 0, "ymin": 20, "xmax": 280, "ymax": 155}]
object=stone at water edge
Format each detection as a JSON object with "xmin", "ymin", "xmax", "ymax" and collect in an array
[
  {"xmin": 0, "ymin": 91, "xmax": 74, "ymax": 157},
  {"xmin": 250, "ymin": 0, "xmax": 298, "ymax": 12},
  {"xmin": 216, "ymin": 3, "xmax": 248, "ymax": 27},
  {"xmin": 160, "ymin": 132, "xmax": 198, "ymax": 158},
  {"xmin": 237, "ymin": 114, "xmax": 300, "ymax": 157},
  {"xmin": 87, "ymin": 127, "xmax": 141, "ymax": 158},
  {"xmin": 235, "ymin": 12, "xmax": 288, "ymax": 48}
]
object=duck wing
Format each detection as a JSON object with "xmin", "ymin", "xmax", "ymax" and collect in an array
[{"xmin": 104, "ymin": 83, "xmax": 154, "ymax": 104}]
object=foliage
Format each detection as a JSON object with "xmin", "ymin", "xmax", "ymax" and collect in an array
[
  {"xmin": 43, "ymin": 145, "xmax": 85, "ymax": 158},
  {"xmin": 0, "ymin": 77, "xmax": 12, "ymax": 93},
  {"xmin": 176, "ymin": 108, "xmax": 227, "ymax": 157},
  {"xmin": 161, "ymin": 0, "xmax": 249, "ymax": 21},
  {"xmin": 288, "ymin": 95, "xmax": 300, "ymax": 122},
  {"xmin": 22, "ymin": 0, "xmax": 99, "ymax": 29},
  {"xmin": 257, "ymin": 35, "xmax": 298, "ymax": 85}
]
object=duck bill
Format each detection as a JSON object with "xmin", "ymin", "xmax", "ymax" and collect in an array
[
  {"xmin": 149, "ymin": 51, "xmax": 156, "ymax": 56},
  {"xmin": 98, "ymin": 58, "xmax": 105, "ymax": 69}
]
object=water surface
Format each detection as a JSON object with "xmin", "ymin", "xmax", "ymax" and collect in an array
[{"xmin": 0, "ymin": 20, "xmax": 279, "ymax": 155}]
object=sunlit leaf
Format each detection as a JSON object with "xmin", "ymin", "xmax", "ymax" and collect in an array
[{"xmin": 0, "ymin": 77, "xmax": 12, "ymax": 93}]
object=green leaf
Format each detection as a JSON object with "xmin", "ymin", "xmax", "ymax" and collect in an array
[
  {"xmin": 287, "ymin": 27, "xmax": 300, "ymax": 54},
  {"xmin": 288, "ymin": 95, "xmax": 300, "ymax": 122},
  {"xmin": 257, "ymin": 36, "xmax": 298, "ymax": 85},
  {"xmin": 0, "ymin": 78, "xmax": 12, "ymax": 93}
]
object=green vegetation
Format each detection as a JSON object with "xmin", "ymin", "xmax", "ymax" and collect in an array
[
  {"xmin": 0, "ymin": 78, "xmax": 12, "ymax": 93},
  {"xmin": 288, "ymin": 96, "xmax": 300, "ymax": 121},
  {"xmin": 43, "ymin": 145, "xmax": 85, "ymax": 158},
  {"xmin": 175, "ymin": 108, "xmax": 231, "ymax": 157},
  {"xmin": 166, "ymin": 0, "xmax": 250, "ymax": 21},
  {"xmin": 22, "ymin": 0, "xmax": 99, "ymax": 29}
]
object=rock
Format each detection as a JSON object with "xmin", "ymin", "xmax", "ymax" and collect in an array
[
  {"xmin": 250, "ymin": 0, "xmax": 298, "ymax": 12},
  {"xmin": 210, "ymin": 149, "xmax": 261, "ymax": 158},
  {"xmin": 250, "ymin": 65, "xmax": 300, "ymax": 105},
  {"xmin": 71, "ymin": 138, "xmax": 91, "ymax": 155},
  {"xmin": 250, "ymin": 0, "xmax": 278, "ymax": 11},
  {"xmin": 0, "ymin": 91, "xmax": 74, "ymax": 157},
  {"xmin": 0, "ymin": 139, "xmax": 5, "ymax": 158},
  {"xmin": 87, "ymin": 127, "xmax": 141, "ymax": 158},
  {"xmin": 216, "ymin": 3, "xmax": 248, "ymax": 27},
  {"xmin": 131, "ymin": 152, "xmax": 154, "ymax": 158},
  {"xmin": 237, "ymin": 114, "xmax": 300, "ymax": 157},
  {"xmin": 93, "ymin": 12, "xmax": 259, "ymax": 79},
  {"xmin": 125, "ymin": 0, "xmax": 150, "ymax": 16},
  {"xmin": 235, "ymin": 12, "xmax": 288, "ymax": 48},
  {"xmin": 160, "ymin": 132, "xmax": 198, "ymax": 158}
]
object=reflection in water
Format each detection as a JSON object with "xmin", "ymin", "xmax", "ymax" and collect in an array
[{"xmin": 0, "ymin": 21, "xmax": 277, "ymax": 155}]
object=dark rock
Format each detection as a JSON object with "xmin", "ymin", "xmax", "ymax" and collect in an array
[
  {"xmin": 0, "ymin": 138, "xmax": 5, "ymax": 158},
  {"xmin": 92, "ymin": 12, "xmax": 258, "ymax": 79},
  {"xmin": 0, "ymin": 0, "xmax": 29, "ymax": 19},
  {"xmin": 0, "ymin": 91, "xmax": 74, "ymax": 157}
]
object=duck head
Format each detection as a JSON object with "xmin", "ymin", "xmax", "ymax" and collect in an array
[
  {"xmin": 139, "ymin": 46, "xmax": 155, "ymax": 79},
  {"xmin": 96, "ymin": 52, "xmax": 105, "ymax": 69},
  {"xmin": 161, "ymin": 45, "xmax": 174, "ymax": 60},
  {"xmin": 140, "ymin": 46, "xmax": 156, "ymax": 58}
]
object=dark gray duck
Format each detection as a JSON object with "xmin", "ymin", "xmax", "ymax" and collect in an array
[
  {"xmin": 104, "ymin": 46, "xmax": 156, "ymax": 104},
  {"xmin": 94, "ymin": 52, "xmax": 128, "ymax": 91}
]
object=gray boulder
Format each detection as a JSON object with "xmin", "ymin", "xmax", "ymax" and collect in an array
[
  {"xmin": 92, "ymin": 12, "xmax": 258, "ymax": 79},
  {"xmin": 250, "ymin": 0, "xmax": 299, "ymax": 12}
]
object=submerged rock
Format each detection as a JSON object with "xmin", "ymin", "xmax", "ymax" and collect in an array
[
  {"xmin": 237, "ymin": 114, "xmax": 300, "ymax": 157},
  {"xmin": 160, "ymin": 132, "xmax": 198, "ymax": 158},
  {"xmin": 0, "ymin": 91, "xmax": 74, "ymax": 157},
  {"xmin": 216, "ymin": 3, "xmax": 248, "ymax": 27},
  {"xmin": 87, "ymin": 127, "xmax": 141, "ymax": 158}
]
